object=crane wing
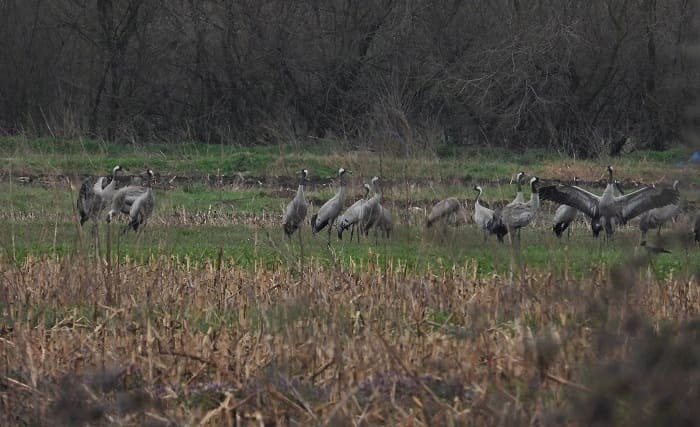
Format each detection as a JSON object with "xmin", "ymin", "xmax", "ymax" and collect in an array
[
  {"xmin": 538, "ymin": 184, "xmax": 599, "ymax": 219},
  {"xmin": 501, "ymin": 202, "xmax": 538, "ymax": 228},
  {"xmin": 617, "ymin": 186, "xmax": 680, "ymax": 222},
  {"xmin": 316, "ymin": 193, "xmax": 341, "ymax": 223},
  {"xmin": 553, "ymin": 204, "xmax": 578, "ymax": 224},
  {"xmin": 428, "ymin": 198, "xmax": 460, "ymax": 224},
  {"xmin": 473, "ymin": 202, "xmax": 494, "ymax": 228}
]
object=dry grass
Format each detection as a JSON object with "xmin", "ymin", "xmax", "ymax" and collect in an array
[
  {"xmin": 1, "ymin": 251, "xmax": 699, "ymax": 425},
  {"xmin": 1, "ymin": 147, "xmax": 699, "ymax": 425}
]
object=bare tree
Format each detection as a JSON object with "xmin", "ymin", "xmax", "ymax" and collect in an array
[{"xmin": 0, "ymin": 0, "xmax": 696, "ymax": 152}]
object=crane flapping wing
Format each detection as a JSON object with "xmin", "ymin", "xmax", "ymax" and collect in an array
[
  {"xmin": 618, "ymin": 186, "xmax": 680, "ymax": 223},
  {"xmin": 538, "ymin": 184, "xmax": 599, "ymax": 219}
]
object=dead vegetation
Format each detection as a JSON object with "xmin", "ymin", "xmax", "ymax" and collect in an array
[{"xmin": 1, "ymin": 251, "xmax": 698, "ymax": 425}]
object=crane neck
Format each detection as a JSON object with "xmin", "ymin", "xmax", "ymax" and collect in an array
[
  {"xmin": 529, "ymin": 181, "xmax": 539, "ymax": 206},
  {"xmin": 371, "ymin": 181, "xmax": 382, "ymax": 200},
  {"xmin": 337, "ymin": 181, "xmax": 346, "ymax": 201},
  {"xmin": 530, "ymin": 189, "xmax": 539, "ymax": 209},
  {"xmin": 602, "ymin": 183, "xmax": 615, "ymax": 200}
]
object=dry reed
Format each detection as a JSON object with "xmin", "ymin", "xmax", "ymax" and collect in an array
[{"xmin": 1, "ymin": 252, "xmax": 698, "ymax": 425}]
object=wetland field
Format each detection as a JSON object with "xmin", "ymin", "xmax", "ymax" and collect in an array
[{"xmin": 1, "ymin": 137, "xmax": 700, "ymax": 425}]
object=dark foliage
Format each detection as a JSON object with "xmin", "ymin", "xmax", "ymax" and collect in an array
[{"xmin": 0, "ymin": 0, "xmax": 697, "ymax": 154}]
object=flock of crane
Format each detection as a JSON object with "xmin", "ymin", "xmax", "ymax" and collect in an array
[
  {"xmin": 282, "ymin": 169, "xmax": 392, "ymax": 243},
  {"xmin": 77, "ymin": 164, "xmax": 700, "ymax": 250},
  {"xmin": 77, "ymin": 165, "xmax": 154, "ymax": 234},
  {"xmin": 281, "ymin": 166, "xmax": 699, "ymax": 249}
]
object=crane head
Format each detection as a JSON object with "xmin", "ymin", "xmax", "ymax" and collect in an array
[
  {"xmin": 362, "ymin": 182, "xmax": 372, "ymax": 197},
  {"xmin": 510, "ymin": 171, "xmax": 525, "ymax": 185},
  {"xmin": 601, "ymin": 165, "xmax": 614, "ymax": 182}
]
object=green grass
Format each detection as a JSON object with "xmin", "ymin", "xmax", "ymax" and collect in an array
[
  {"xmin": 0, "ymin": 136, "xmax": 698, "ymax": 279},
  {"xmin": 1, "ymin": 215, "xmax": 696, "ymax": 281},
  {"xmin": 3, "ymin": 136, "xmax": 697, "ymax": 185}
]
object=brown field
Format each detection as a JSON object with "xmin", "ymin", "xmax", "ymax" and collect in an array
[
  {"xmin": 2, "ymin": 251, "xmax": 699, "ymax": 426},
  {"xmin": 2, "ymin": 144, "xmax": 700, "ymax": 425}
]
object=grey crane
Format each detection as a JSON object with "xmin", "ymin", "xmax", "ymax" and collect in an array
[
  {"xmin": 504, "ymin": 171, "xmax": 527, "ymax": 240},
  {"xmin": 361, "ymin": 177, "xmax": 382, "ymax": 236},
  {"xmin": 283, "ymin": 169, "xmax": 309, "ymax": 237},
  {"xmin": 591, "ymin": 180, "xmax": 625, "ymax": 238},
  {"xmin": 310, "ymin": 168, "xmax": 349, "ymax": 242},
  {"xmin": 337, "ymin": 183, "xmax": 372, "ymax": 240},
  {"xmin": 501, "ymin": 176, "xmax": 541, "ymax": 244},
  {"xmin": 77, "ymin": 177, "xmax": 103, "ymax": 227},
  {"xmin": 126, "ymin": 170, "xmax": 155, "ymax": 233},
  {"xmin": 639, "ymin": 180, "xmax": 681, "ymax": 238},
  {"xmin": 552, "ymin": 177, "xmax": 581, "ymax": 238},
  {"xmin": 77, "ymin": 165, "xmax": 123, "ymax": 230},
  {"xmin": 426, "ymin": 197, "xmax": 462, "ymax": 228},
  {"xmin": 98, "ymin": 165, "xmax": 125, "ymax": 210},
  {"xmin": 506, "ymin": 171, "xmax": 526, "ymax": 207},
  {"xmin": 473, "ymin": 185, "xmax": 508, "ymax": 242},
  {"xmin": 374, "ymin": 205, "xmax": 393, "ymax": 238},
  {"xmin": 539, "ymin": 166, "xmax": 679, "ymax": 239},
  {"xmin": 365, "ymin": 200, "xmax": 393, "ymax": 239},
  {"xmin": 107, "ymin": 170, "xmax": 152, "ymax": 224}
]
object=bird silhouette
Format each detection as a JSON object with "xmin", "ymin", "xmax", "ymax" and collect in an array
[{"xmin": 640, "ymin": 240, "xmax": 671, "ymax": 255}]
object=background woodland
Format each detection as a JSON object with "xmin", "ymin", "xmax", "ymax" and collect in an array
[{"xmin": 1, "ymin": 0, "xmax": 698, "ymax": 156}]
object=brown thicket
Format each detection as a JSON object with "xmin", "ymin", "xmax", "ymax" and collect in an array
[{"xmin": 0, "ymin": 0, "xmax": 698, "ymax": 155}]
